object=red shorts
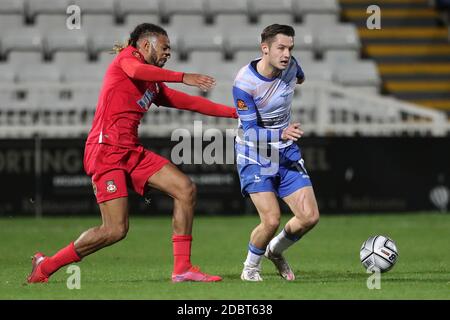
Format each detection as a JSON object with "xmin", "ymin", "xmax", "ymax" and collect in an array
[{"xmin": 84, "ymin": 143, "xmax": 169, "ymax": 203}]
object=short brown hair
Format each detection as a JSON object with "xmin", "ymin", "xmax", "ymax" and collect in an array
[{"xmin": 261, "ymin": 24, "xmax": 295, "ymax": 45}]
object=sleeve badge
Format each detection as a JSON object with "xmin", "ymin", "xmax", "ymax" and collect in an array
[{"xmin": 237, "ymin": 99, "xmax": 248, "ymax": 111}]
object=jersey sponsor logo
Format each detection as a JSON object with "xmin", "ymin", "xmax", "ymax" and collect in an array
[
  {"xmin": 132, "ymin": 50, "xmax": 143, "ymax": 60},
  {"xmin": 106, "ymin": 180, "xmax": 117, "ymax": 193},
  {"xmin": 237, "ymin": 99, "xmax": 248, "ymax": 111},
  {"xmin": 137, "ymin": 89, "xmax": 155, "ymax": 110}
]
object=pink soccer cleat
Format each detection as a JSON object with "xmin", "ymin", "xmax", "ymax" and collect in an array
[
  {"xmin": 171, "ymin": 266, "xmax": 222, "ymax": 283},
  {"xmin": 27, "ymin": 252, "xmax": 49, "ymax": 283}
]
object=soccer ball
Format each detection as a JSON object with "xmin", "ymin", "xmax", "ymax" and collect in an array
[{"xmin": 360, "ymin": 235, "xmax": 399, "ymax": 272}]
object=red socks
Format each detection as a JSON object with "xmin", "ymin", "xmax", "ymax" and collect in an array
[
  {"xmin": 172, "ymin": 234, "xmax": 193, "ymax": 274},
  {"xmin": 41, "ymin": 242, "xmax": 81, "ymax": 276},
  {"xmin": 40, "ymin": 237, "xmax": 193, "ymax": 277}
]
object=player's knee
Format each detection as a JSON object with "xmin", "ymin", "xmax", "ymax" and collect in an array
[
  {"xmin": 262, "ymin": 215, "xmax": 280, "ymax": 233},
  {"xmin": 176, "ymin": 178, "xmax": 197, "ymax": 204},
  {"xmin": 304, "ymin": 208, "xmax": 320, "ymax": 229},
  {"xmin": 104, "ymin": 224, "xmax": 128, "ymax": 244}
]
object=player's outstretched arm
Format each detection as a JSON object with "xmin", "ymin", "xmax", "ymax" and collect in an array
[
  {"xmin": 155, "ymin": 84, "xmax": 238, "ymax": 118},
  {"xmin": 182, "ymin": 73, "xmax": 216, "ymax": 92},
  {"xmin": 120, "ymin": 58, "xmax": 184, "ymax": 83}
]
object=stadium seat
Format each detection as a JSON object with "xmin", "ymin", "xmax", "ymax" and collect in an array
[
  {"xmin": 1, "ymin": 28, "xmax": 44, "ymax": 56},
  {"xmin": 208, "ymin": 82, "xmax": 233, "ymax": 105},
  {"xmin": 46, "ymin": 30, "xmax": 88, "ymax": 55},
  {"xmin": 63, "ymin": 63, "xmax": 107, "ymax": 82},
  {"xmin": 88, "ymin": 28, "xmax": 130, "ymax": 55},
  {"xmin": 161, "ymin": 0, "xmax": 205, "ymax": 21},
  {"xmin": 116, "ymin": 0, "xmax": 160, "ymax": 19},
  {"xmin": 67, "ymin": 0, "xmax": 116, "ymax": 15},
  {"xmin": 27, "ymin": 86, "xmax": 63, "ymax": 106},
  {"xmin": 324, "ymin": 50, "xmax": 359, "ymax": 64},
  {"xmin": 313, "ymin": 24, "xmax": 360, "ymax": 52},
  {"xmin": 225, "ymin": 26, "xmax": 262, "ymax": 55},
  {"xmin": 215, "ymin": 14, "xmax": 249, "ymax": 32},
  {"xmin": 16, "ymin": 63, "xmax": 61, "ymax": 83},
  {"xmin": 205, "ymin": 0, "xmax": 249, "ymax": 18},
  {"xmin": 203, "ymin": 61, "xmax": 243, "ymax": 82},
  {"xmin": 303, "ymin": 13, "xmax": 338, "ymax": 28},
  {"xmin": 53, "ymin": 51, "xmax": 89, "ymax": 66},
  {"xmin": 0, "ymin": 15, "xmax": 24, "ymax": 35},
  {"xmin": 179, "ymin": 26, "xmax": 224, "ymax": 55},
  {"xmin": 189, "ymin": 51, "xmax": 224, "ymax": 66},
  {"xmin": 334, "ymin": 61, "xmax": 381, "ymax": 87},
  {"xmin": 26, "ymin": 0, "xmax": 70, "ymax": 19},
  {"xmin": 0, "ymin": 65, "xmax": 16, "ymax": 82},
  {"xmin": 292, "ymin": 49, "xmax": 315, "ymax": 64},
  {"xmin": 233, "ymin": 50, "xmax": 261, "ymax": 67},
  {"xmin": 125, "ymin": 14, "xmax": 161, "ymax": 29},
  {"xmin": 7, "ymin": 51, "xmax": 43, "ymax": 65},
  {"xmin": 291, "ymin": 25, "xmax": 314, "ymax": 50},
  {"xmin": 98, "ymin": 51, "xmax": 116, "ymax": 65},
  {"xmin": 248, "ymin": 0, "xmax": 293, "ymax": 17},
  {"xmin": 81, "ymin": 14, "xmax": 116, "ymax": 32},
  {"xmin": 71, "ymin": 85, "xmax": 101, "ymax": 108},
  {"xmin": 170, "ymin": 15, "xmax": 205, "ymax": 33},
  {"xmin": 35, "ymin": 14, "xmax": 70, "ymax": 32},
  {"xmin": 164, "ymin": 59, "xmax": 200, "ymax": 75},
  {"xmin": 292, "ymin": 0, "xmax": 340, "ymax": 17},
  {"xmin": 300, "ymin": 62, "xmax": 333, "ymax": 82},
  {"xmin": 258, "ymin": 14, "xmax": 295, "ymax": 27},
  {"xmin": 0, "ymin": 0, "xmax": 25, "ymax": 14}
]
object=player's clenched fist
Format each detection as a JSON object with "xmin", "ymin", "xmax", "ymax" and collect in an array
[
  {"xmin": 281, "ymin": 122, "xmax": 304, "ymax": 141},
  {"xmin": 183, "ymin": 73, "xmax": 216, "ymax": 92}
]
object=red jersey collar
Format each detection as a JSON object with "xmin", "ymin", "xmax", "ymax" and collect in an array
[{"xmin": 129, "ymin": 46, "xmax": 146, "ymax": 63}]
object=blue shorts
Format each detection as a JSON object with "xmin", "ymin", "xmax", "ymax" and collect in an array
[{"xmin": 235, "ymin": 142, "xmax": 312, "ymax": 198}]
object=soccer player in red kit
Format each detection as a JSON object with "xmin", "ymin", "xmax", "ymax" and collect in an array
[{"xmin": 27, "ymin": 23, "xmax": 237, "ymax": 283}]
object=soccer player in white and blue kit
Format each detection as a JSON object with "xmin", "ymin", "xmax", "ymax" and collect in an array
[{"xmin": 233, "ymin": 25, "xmax": 320, "ymax": 281}]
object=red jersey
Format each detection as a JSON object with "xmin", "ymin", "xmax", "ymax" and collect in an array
[{"xmin": 86, "ymin": 45, "xmax": 237, "ymax": 148}]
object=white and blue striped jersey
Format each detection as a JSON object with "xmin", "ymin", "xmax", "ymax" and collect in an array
[{"xmin": 233, "ymin": 57, "xmax": 304, "ymax": 149}]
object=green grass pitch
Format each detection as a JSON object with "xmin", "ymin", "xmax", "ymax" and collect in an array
[{"xmin": 0, "ymin": 213, "xmax": 449, "ymax": 299}]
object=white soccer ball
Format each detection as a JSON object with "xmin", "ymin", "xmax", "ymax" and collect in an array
[{"xmin": 360, "ymin": 235, "xmax": 399, "ymax": 272}]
